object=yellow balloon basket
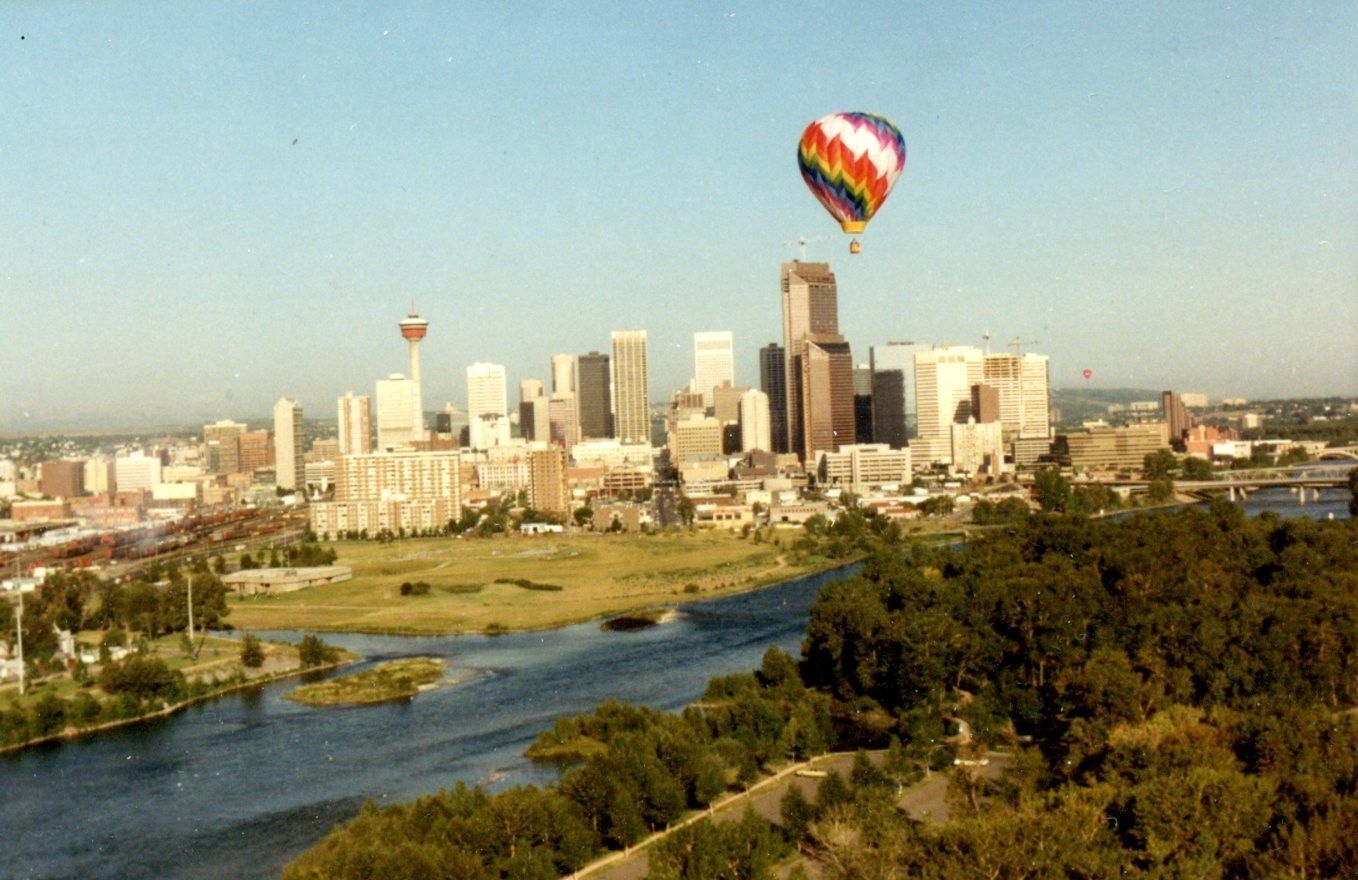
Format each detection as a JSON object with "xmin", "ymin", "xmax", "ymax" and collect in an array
[{"xmin": 849, "ymin": 239, "xmax": 862, "ymax": 255}]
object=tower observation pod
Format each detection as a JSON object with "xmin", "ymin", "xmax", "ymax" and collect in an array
[{"xmin": 399, "ymin": 304, "xmax": 429, "ymax": 385}]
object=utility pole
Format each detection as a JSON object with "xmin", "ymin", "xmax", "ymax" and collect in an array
[
  {"xmin": 186, "ymin": 571, "xmax": 196, "ymax": 659},
  {"xmin": 14, "ymin": 556, "xmax": 24, "ymax": 697}
]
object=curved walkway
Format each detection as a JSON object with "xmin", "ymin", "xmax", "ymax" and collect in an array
[{"xmin": 569, "ymin": 751, "xmax": 858, "ymax": 880}]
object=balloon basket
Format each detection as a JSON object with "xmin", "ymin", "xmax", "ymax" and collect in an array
[{"xmin": 848, "ymin": 239, "xmax": 862, "ymax": 255}]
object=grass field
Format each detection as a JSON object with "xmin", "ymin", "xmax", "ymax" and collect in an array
[
  {"xmin": 225, "ymin": 531, "xmax": 815, "ymax": 635},
  {"xmin": 1, "ymin": 633, "xmax": 303, "ymax": 714}
]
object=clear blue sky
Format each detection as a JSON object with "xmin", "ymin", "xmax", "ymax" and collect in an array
[{"xmin": 2, "ymin": 2, "xmax": 1354, "ymax": 431}]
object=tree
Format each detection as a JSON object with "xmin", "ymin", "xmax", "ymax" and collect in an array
[
  {"xmin": 1143, "ymin": 449, "xmax": 1179, "ymax": 480},
  {"xmin": 240, "ymin": 634, "xmax": 265, "ymax": 669},
  {"xmin": 298, "ymin": 634, "xmax": 336, "ymax": 667},
  {"xmin": 1032, "ymin": 468, "xmax": 1072, "ymax": 512},
  {"xmin": 1147, "ymin": 479, "xmax": 1174, "ymax": 503},
  {"xmin": 780, "ymin": 784, "xmax": 815, "ymax": 844},
  {"xmin": 918, "ymin": 496, "xmax": 955, "ymax": 517},
  {"xmin": 98, "ymin": 655, "xmax": 184, "ymax": 700},
  {"xmin": 676, "ymin": 494, "xmax": 695, "ymax": 526},
  {"xmin": 573, "ymin": 505, "xmax": 594, "ymax": 528},
  {"xmin": 1180, "ymin": 456, "xmax": 1215, "ymax": 480}
]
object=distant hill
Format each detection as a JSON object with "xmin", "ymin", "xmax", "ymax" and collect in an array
[{"xmin": 1050, "ymin": 387, "xmax": 1162, "ymax": 429}]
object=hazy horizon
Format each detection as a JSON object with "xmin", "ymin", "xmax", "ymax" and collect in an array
[{"xmin": 3, "ymin": 3, "xmax": 1355, "ymax": 433}]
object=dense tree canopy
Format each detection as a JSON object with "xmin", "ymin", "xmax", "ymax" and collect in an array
[{"xmin": 286, "ymin": 508, "xmax": 1357, "ymax": 879}]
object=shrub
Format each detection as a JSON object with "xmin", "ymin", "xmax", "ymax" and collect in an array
[
  {"xmin": 98, "ymin": 655, "xmax": 184, "ymax": 701},
  {"xmin": 298, "ymin": 635, "xmax": 338, "ymax": 668},
  {"xmin": 240, "ymin": 634, "xmax": 265, "ymax": 669}
]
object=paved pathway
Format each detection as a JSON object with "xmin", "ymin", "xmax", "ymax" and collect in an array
[
  {"xmin": 568, "ymin": 750, "xmax": 1012, "ymax": 879},
  {"xmin": 571, "ymin": 752, "xmax": 857, "ymax": 880}
]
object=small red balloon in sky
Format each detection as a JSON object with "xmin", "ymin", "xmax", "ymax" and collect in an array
[{"xmin": 1082, "ymin": 368, "xmax": 1093, "ymax": 379}]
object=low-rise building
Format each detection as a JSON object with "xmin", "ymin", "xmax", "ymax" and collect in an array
[
  {"xmin": 222, "ymin": 565, "xmax": 353, "ymax": 596},
  {"xmin": 817, "ymin": 444, "xmax": 912, "ymax": 493},
  {"xmin": 768, "ymin": 500, "xmax": 831, "ymax": 525},
  {"xmin": 1058, "ymin": 422, "xmax": 1170, "ymax": 471}
]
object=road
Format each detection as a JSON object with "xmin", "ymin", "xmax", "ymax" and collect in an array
[{"xmin": 573, "ymin": 749, "xmax": 1011, "ymax": 880}]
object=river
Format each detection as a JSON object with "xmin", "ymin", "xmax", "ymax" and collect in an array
[
  {"xmin": 2, "ymin": 490, "xmax": 1349, "ymax": 880},
  {"xmin": 0, "ymin": 565, "xmax": 854, "ymax": 880}
]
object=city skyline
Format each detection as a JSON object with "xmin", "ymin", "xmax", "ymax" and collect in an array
[{"xmin": 2, "ymin": 4, "xmax": 1355, "ymax": 432}]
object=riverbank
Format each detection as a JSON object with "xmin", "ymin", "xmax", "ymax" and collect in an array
[
  {"xmin": 0, "ymin": 646, "xmax": 353, "ymax": 755},
  {"xmin": 225, "ymin": 531, "xmax": 841, "ymax": 636}
]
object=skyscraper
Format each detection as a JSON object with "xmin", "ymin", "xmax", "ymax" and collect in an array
[
  {"xmin": 611, "ymin": 330, "xmax": 649, "ymax": 444},
  {"xmin": 39, "ymin": 460, "xmax": 84, "ymax": 499},
  {"xmin": 1163, "ymin": 390, "xmax": 1191, "ymax": 444},
  {"xmin": 376, "ymin": 374, "xmax": 422, "ymax": 451},
  {"xmin": 548, "ymin": 394, "xmax": 580, "ymax": 450},
  {"xmin": 781, "ymin": 262, "xmax": 850, "ymax": 461},
  {"xmin": 467, "ymin": 363, "xmax": 508, "ymax": 450},
  {"xmin": 273, "ymin": 397, "xmax": 304, "ymax": 490},
  {"xmin": 338, "ymin": 392, "xmax": 373, "ymax": 455},
  {"xmin": 983, "ymin": 352, "xmax": 1051, "ymax": 441},
  {"xmin": 203, "ymin": 419, "xmax": 246, "ymax": 474},
  {"xmin": 238, "ymin": 430, "xmax": 272, "ymax": 474},
  {"xmin": 971, "ymin": 383, "xmax": 1001, "ymax": 424},
  {"xmin": 527, "ymin": 447, "xmax": 570, "ymax": 516},
  {"xmin": 759, "ymin": 343, "xmax": 788, "ymax": 453},
  {"xmin": 913, "ymin": 345, "xmax": 984, "ymax": 467},
  {"xmin": 853, "ymin": 365, "xmax": 874, "ymax": 444},
  {"xmin": 739, "ymin": 388, "xmax": 771, "ymax": 453},
  {"xmin": 577, "ymin": 351, "xmax": 613, "ymax": 439},
  {"xmin": 692, "ymin": 331, "xmax": 735, "ymax": 408},
  {"xmin": 518, "ymin": 380, "xmax": 545, "ymax": 441},
  {"xmin": 869, "ymin": 343, "xmax": 914, "ymax": 449},
  {"xmin": 551, "ymin": 353, "xmax": 577, "ymax": 396},
  {"xmin": 800, "ymin": 336, "xmax": 856, "ymax": 461}
]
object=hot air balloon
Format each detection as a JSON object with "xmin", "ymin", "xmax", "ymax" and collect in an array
[
  {"xmin": 798, "ymin": 112, "xmax": 907, "ymax": 254},
  {"xmin": 1082, "ymin": 369, "xmax": 1093, "ymax": 380}
]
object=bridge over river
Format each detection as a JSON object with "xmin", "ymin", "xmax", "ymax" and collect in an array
[{"xmin": 1105, "ymin": 461, "xmax": 1356, "ymax": 503}]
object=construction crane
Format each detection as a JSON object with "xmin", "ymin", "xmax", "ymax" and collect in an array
[
  {"xmin": 1007, "ymin": 336, "xmax": 1041, "ymax": 355},
  {"xmin": 782, "ymin": 235, "xmax": 829, "ymax": 261},
  {"xmin": 982, "ymin": 330, "xmax": 993, "ymax": 354}
]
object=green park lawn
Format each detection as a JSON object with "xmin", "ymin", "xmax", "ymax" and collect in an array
[{"xmin": 225, "ymin": 531, "xmax": 812, "ymax": 635}]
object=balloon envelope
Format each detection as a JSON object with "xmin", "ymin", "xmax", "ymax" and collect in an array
[
  {"xmin": 798, "ymin": 112, "xmax": 907, "ymax": 234},
  {"xmin": 1082, "ymin": 369, "xmax": 1093, "ymax": 379}
]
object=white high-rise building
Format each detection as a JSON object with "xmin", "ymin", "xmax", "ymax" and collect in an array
[
  {"xmin": 739, "ymin": 388, "xmax": 771, "ymax": 453},
  {"xmin": 982, "ymin": 352, "xmax": 1051, "ymax": 441},
  {"xmin": 83, "ymin": 457, "xmax": 113, "ymax": 494},
  {"xmin": 376, "ymin": 374, "xmax": 422, "ymax": 451},
  {"xmin": 693, "ymin": 331, "xmax": 735, "ymax": 409},
  {"xmin": 913, "ymin": 346, "xmax": 984, "ymax": 467},
  {"xmin": 951, "ymin": 419, "xmax": 1007, "ymax": 476},
  {"xmin": 611, "ymin": 330, "xmax": 650, "ymax": 445},
  {"xmin": 273, "ymin": 397, "xmax": 304, "ymax": 490},
  {"xmin": 114, "ymin": 452, "xmax": 162, "ymax": 493},
  {"xmin": 337, "ymin": 392, "xmax": 373, "ymax": 455},
  {"xmin": 551, "ymin": 354, "xmax": 577, "ymax": 396},
  {"xmin": 467, "ymin": 362, "xmax": 509, "ymax": 451}
]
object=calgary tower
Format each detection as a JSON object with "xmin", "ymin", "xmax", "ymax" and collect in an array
[{"xmin": 399, "ymin": 303, "xmax": 428, "ymax": 384}]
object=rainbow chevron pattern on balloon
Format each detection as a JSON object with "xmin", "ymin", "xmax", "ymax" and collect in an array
[{"xmin": 797, "ymin": 112, "xmax": 907, "ymax": 233}]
